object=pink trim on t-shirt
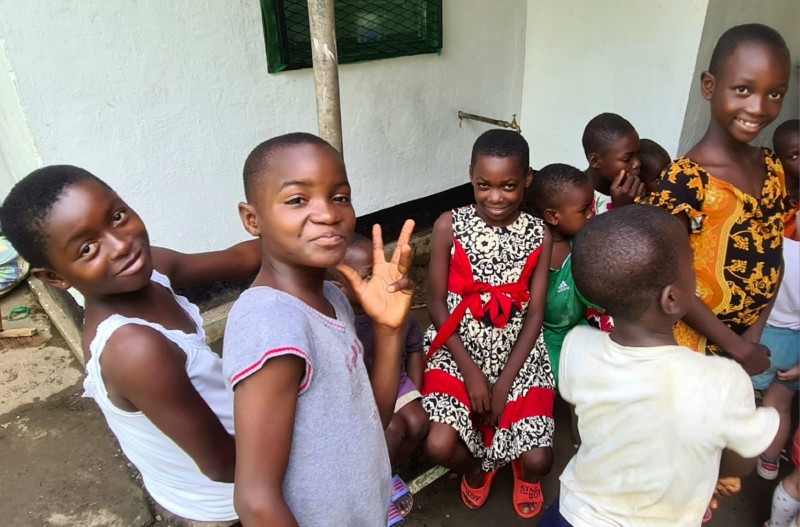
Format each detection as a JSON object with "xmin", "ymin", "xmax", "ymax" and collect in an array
[{"xmin": 231, "ymin": 347, "xmax": 313, "ymax": 394}]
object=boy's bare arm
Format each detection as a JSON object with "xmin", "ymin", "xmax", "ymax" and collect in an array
[
  {"xmin": 151, "ymin": 239, "xmax": 262, "ymax": 289},
  {"xmin": 490, "ymin": 228, "xmax": 552, "ymax": 425},
  {"xmin": 102, "ymin": 326, "xmax": 236, "ymax": 482},
  {"xmin": 427, "ymin": 213, "xmax": 491, "ymax": 417},
  {"xmin": 682, "ymin": 295, "xmax": 770, "ymax": 375},
  {"xmin": 337, "ymin": 221, "xmax": 415, "ymax": 427},
  {"xmin": 232, "ymin": 355, "xmax": 304, "ymax": 527}
]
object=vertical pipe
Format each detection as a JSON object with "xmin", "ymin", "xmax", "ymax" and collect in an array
[{"xmin": 307, "ymin": 0, "xmax": 343, "ymax": 154}]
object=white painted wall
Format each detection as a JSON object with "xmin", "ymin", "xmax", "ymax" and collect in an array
[
  {"xmin": 0, "ymin": 0, "xmax": 527, "ymax": 252},
  {"xmin": 0, "ymin": 40, "xmax": 40, "ymax": 196},
  {"xmin": 521, "ymin": 0, "xmax": 709, "ymax": 167},
  {"xmin": 678, "ymin": 0, "xmax": 800, "ymax": 153}
]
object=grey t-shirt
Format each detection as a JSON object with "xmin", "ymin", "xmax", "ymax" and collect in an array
[{"xmin": 223, "ymin": 282, "xmax": 391, "ymax": 526}]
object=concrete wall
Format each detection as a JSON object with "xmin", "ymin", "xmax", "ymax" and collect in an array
[
  {"xmin": 678, "ymin": 0, "xmax": 800, "ymax": 154},
  {"xmin": 0, "ymin": 0, "xmax": 527, "ymax": 252},
  {"xmin": 0, "ymin": 40, "xmax": 40, "ymax": 196},
  {"xmin": 521, "ymin": 0, "xmax": 709, "ymax": 167}
]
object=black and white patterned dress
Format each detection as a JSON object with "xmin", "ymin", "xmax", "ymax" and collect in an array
[{"xmin": 423, "ymin": 205, "xmax": 555, "ymax": 472}]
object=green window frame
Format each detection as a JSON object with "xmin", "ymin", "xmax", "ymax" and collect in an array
[{"xmin": 260, "ymin": 0, "xmax": 443, "ymax": 73}]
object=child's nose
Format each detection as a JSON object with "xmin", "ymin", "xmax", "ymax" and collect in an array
[
  {"xmin": 107, "ymin": 233, "xmax": 132, "ymax": 259},
  {"xmin": 748, "ymin": 95, "xmax": 768, "ymax": 117},
  {"xmin": 311, "ymin": 200, "xmax": 339, "ymax": 223}
]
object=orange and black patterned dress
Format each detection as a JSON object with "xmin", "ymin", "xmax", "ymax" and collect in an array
[{"xmin": 647, "ymin": 149, "xmax": 790, "ymax": 355}]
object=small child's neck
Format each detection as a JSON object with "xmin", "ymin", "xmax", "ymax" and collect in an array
[
  {"xmin": 585, "ymin": 168, "xmax": 610, "ymax": 195},
  {"xmin": 609, "ymin": 317, "xmax": 678, "ymax": 348},
  {"xmin": 252, "ymin": 263, "xmax": 331, "ymax": 314},
  {"xmin": 696, "ymin": 124, "xmax": 759, "ymax": 160}
]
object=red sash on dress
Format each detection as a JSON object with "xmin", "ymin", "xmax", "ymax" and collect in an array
[{"xmin": 426, "ymin": 238, "xmax": 540, "ymax": 361}]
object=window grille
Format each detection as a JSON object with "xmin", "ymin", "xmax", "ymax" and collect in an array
[{"xmin": 261, "ymin": 0, "xmax": 443, "ymax": 73}]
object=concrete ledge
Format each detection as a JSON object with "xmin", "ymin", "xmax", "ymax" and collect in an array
[
  {"xmin": 201, "ymin": 300, "xmax": 233, "ymax": 345},
  {"xmin": 26, "ymin": 276, "xmax": 84, "ymax": 365}
]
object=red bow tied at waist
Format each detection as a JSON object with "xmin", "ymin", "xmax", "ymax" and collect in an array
[{"xmin": 426, "ymin": 239, "xmax": 540, "ymax": 361}]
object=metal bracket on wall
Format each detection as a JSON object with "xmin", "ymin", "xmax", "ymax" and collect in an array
[{"xmin": 457, "ymin": 111, "xmax": 521, "ymax": 134}]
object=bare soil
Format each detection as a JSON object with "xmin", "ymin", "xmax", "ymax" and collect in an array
[{"xmin": 0, "ymin": 286, "xmax": 153, "ymax": 527}]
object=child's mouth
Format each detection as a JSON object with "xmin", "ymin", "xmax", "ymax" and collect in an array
[
  {"xmin": 313, "ymin": 234, "xmax": 345, "ymax": 248},
  {"xmin": 735, "ymin": 118, "xmax": 763, "ymax": 131},
  {"xmin": 117, "ymin": 250, "xmax": 145, "ymax": 276}
]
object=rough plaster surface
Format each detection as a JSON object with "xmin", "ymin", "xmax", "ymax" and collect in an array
[
  {"xmin": 678, "ymin": 0, "xmax": 800, "ymax": 154},
  {"xmin": 520, "ymin": 0, "xmax": 709, "ymax": 166},
  {"xmin": 0, "ymin": 0, "xmax": 527, "ymax": 253}
]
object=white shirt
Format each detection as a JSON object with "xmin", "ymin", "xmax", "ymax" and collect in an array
[
  {"xmin": 558, "ymin": 326, "xmax": 778, "ymax": 527},
  {"xmin": 768, "ymin": 237, "xmax": 799, "ymax": 330},
  {"xmin": 83, "ymin": 271, "xmax": 236, "ymax": 522}
]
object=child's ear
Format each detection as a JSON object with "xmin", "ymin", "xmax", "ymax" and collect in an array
[
  {"xmin": 238, "ymin": 202, "xmax": 261, "ymax": 237},
  {"xmin": 588, "ymin": 153, "xmax": 603, "ymax": 169},
  {"xmin": 658, "ymin": 283, "xmax": 682, "ymax": 316},
  {"xmin": 543, "ymin": 208, "xmax": 559, "ymax": 225},
  {"xmin": 700, "ymin": 71, "xmax": 715, "ymax": 101},
  {"xmin": 32, "ymin": 268, "xmax": 71, "ymax": 291},
  {"xmin": 525, "ymin": 167, "xmax": 534, "ymax": 188}
]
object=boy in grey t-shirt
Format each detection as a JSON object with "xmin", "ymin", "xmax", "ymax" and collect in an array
[{"xmin": 224, "ymin": 133, "xmax": 416, "ymax": 526}]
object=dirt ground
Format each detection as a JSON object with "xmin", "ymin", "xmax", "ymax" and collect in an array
[{"xmin": 0, "ymin": 286, "xmax": 153, "ymax": 527}]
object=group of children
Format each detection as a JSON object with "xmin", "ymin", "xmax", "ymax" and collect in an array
[{"xmin": 0, "ymin": 21, "xmax": 798, "ymax": 527}]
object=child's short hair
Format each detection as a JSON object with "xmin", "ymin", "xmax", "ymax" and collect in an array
[
  {"xmin": 581, "ymin": 113, "xmax": 637, "ymax": 156},
  {"xmin": 0, "ymin": 165, "xmax": 109, "ymax": 268},
  {"xmin": 470, "ymin": 129, "xmax": 529, "ymax": 170},
  {"xmin": 527, "ymin": 163, "xmax": 588, "ymax": 215},
  {"xmin": 773, "ymin": 119, "xmax": 799, "ymax": 148},
  {"xmin": 708, "ymin": 23, "xmax": 789, "ymax": 75},
  {"xmin": 242, "ymin": 132, "xmax": 338, "ymax": 202},
  {"xmin": 638, "ymin": 139, "xmax": 670, "ymax": 169},
  {"xmin": 347, "ymin": 232, "xmax": 372, "ymax": 255},
  {"xmin": 572, "ymin": 204, "xmax": 683, "ymax": 320}
]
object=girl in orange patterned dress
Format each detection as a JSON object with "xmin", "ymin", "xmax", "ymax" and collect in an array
[{"xmin": 647, "ymin": 24, "xmax": 792, "ymax": 376}]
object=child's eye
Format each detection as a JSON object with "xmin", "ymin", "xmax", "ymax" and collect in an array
[
  {"xmin": 286, "ymin": 197, "xmax": 306, "ymax": 205},
  {"xmin": 768, "ymin": 91, "xmax": 784, "ymax": 100},
  {"xmin": 734, "ymin": 86, "xmax": 749, "ymax": 95},
  {"xmin": 112, "ymin": 209, "xmax": 128, "ymax": 224},
  {"xmin": 477, "ymin": 183, "xmax": 489, "ymax": 190},
  {"xmin": 504, "ymin": 184, "xmax": 517, "ymax": 191},
  {"xmin": 79, "ymin": 242, "xmax": 99, "ymax": 259},
  {"xmin": 333, "ymin": 194, "xmax": 351, "ymax": 204}
]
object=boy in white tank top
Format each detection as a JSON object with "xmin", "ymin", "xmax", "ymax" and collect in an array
[{"xmin": 0, "ymin": 166, "xmax": 262, "ymax": 525}]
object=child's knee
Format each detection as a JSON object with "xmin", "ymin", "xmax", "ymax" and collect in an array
[
  {"xmin": 404, "ymin": 403, "xmax": 430, "ymax": 442},
  {"xmin": 385, "ymin": 414, "xmax": 406, "ymax": 439},
  {"xmin": 521, "ymin": 447, "xmax": 553, "ymax": 476},
  {"xmin": 424, "ymin": 425, "xmax": 457, "ymax": 463}
]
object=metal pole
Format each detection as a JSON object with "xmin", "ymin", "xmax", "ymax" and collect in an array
[{"xmin": 307, "ymin": 0, "xmax": 343, "ymax": 153}]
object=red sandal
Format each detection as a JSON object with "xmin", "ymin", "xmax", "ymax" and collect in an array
[
  {"xmin": 460, "ymin": 468, "xmax": 499, "ymax": 510},
  {"xmin": 512, "ymin": 458, "xmax": 544, "ymax": 518}
]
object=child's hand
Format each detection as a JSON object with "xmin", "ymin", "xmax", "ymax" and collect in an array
[
  {"xmin": 709, "ymin": 477, "xmax": 741, "ymax": 510},
  {"xmin": 463, "ymin": 364, "xmax": 491, "ymax": 419},
  {"xmin": 777, "ymin": 365, "xmax": 800, "ymax": 382},
  {"xmin": 336, "ymin": 220, "xmax": 415, "ymax": 331},
  {"xmin": 731, "ymin": 340, "xmax": 771, "ymax": 375},
  {"xmin": 610, "ymin": 170, "xmax": 645, "ymax": 208},
  {"xmin": 488, "ymin": 382, "xmax": 510, "ymax": 426}
]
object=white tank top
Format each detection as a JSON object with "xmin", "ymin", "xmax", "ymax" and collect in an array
[{"xmin": 82, "ymin": 271, "xmax": 236, "ymax": 522}]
